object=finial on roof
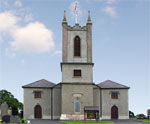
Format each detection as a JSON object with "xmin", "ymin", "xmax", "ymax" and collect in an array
[
  {"xmin": 87, "ymin": 11, "xmax": 92, "ymax": 24},
  {"xmin": 88, "ymin": 11, "xmax": 91, "ymax": 21},
  {"xmin": 62, "ymin": 10, "xmax": 67, "ymax": 24}
]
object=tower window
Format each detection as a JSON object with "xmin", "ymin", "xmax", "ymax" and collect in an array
[
  {"xmin": 111, "ymin": 92, "xmax": 118, "ymax": 99},
  {"xmin": 34, "ymin": 91, "xmax": 41, "ymax": 98},
  {"xmin": 74, "ymin": 36, "xmax": 81, "ymax": 56},
  {"xmin": 74, "ymin": 70, "xmax": 81, "ymax": 77}
]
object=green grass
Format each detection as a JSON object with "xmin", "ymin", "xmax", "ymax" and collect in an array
[
  {"xmin": 135, "ymin": 119, "xmax": 150, "ymax": 123},
  {"xmin": 132, "ymin": 117, "xmax": 150, "ymax": 123},
  {"xmin": 21, "ymin": 119, "xmax": 28, "ymax": 123},
  {"xmin": 60, "ymin": 120, "xmax": 115, "ymax": 124}
]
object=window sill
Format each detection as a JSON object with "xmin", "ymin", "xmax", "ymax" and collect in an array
[
  {"xmin": 73, "ymin": 76, "xmax": 82, "ymax": 78},
  {"xmin": 74, "ymin": 112, "xmax": 81, "ymax": 114},
  {"xmin": 74, "ymin": 56, "xmax": 81, "ymax": 58}
]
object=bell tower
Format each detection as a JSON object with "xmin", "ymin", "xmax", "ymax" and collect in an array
[
  {"xmin": 60, "ymin": 11, "xmax": 94, "ymax": 120},
  {"xmin": 61, "ymin": 11, "xmax": 94, "ymax": 83}
]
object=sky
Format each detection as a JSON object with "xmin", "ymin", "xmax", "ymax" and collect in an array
[{"xmin": 0, "ymin": 0, "xmax": 149, "ymax": 115}]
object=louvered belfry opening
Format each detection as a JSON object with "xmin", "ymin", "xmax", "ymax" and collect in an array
[{"xmin": 74, "ymin": 36, "xmax": 81, "ymax": 56}]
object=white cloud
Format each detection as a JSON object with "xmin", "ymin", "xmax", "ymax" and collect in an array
[
  {"xmin": 54, "ymin": 50, "xmax": 62, "ymax": 55},
  {"xmin": 5, "ymin": 48, "xmax": 16, "ymax": 58},
  {"xmin": 24, "ymin": 13, "xmax": 33, "ymax": 22},
  {"xmin": 102, "ymin": 6, "xmax": 117, "ymax": 18},
  {"xmin": 69, "ymin": 1, "xmax": 83, "ymax": 22},
  {"xmin": 10, "ymin": 22, "xmax": 54, "ymax": 53},
  {"xmin": 0, "ymin": 11, "xmax": 20, "ymax": 32},
  {"xmin": 106, "ymin": 0, "xmax": 118, "ymax": 4},
  {"xmin": 14, "ymin": 0, "xmax": 22, "ymax": 7},
  {"xmin": 0, "ymin": 11, "xmax": 55, "ymax": 54}
]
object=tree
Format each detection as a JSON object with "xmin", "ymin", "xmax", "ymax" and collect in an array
[
  {"xmin": 129, "ymin": 110, "xmax": 135, "ymax": 118},
  {"xmin": 0, "ymin": 90, "xmax": 23, "ymax": 113}
]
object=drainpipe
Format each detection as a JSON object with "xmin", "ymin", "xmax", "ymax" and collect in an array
[
  {"xmin": 51, "ymin": 88, "xmax": 53, "ymax": 120},
  {"xmin": 100, "ymin": 87, "xmax": 102, "ymax": 119}
]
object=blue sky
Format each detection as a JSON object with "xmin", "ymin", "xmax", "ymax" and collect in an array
[{"xmin": 0, "ymin": 0, "xmax": 149, "ymax": 115}]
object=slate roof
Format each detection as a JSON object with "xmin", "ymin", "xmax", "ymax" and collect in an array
[
  {"xmin": 22, "ymin": 79, "xmax": 55, "ymax": 88},
  {"xmin": 98, "ymin": 80, "xmax": 129, "ymax": 89},
  {"xmin": 84, "ymin": 106, "xmax": 99, "ymax": 111}
]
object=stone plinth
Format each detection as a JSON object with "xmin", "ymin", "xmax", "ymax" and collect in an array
[{"xmin": 60, "ymin": 114, "xmax": 84, "ymax": 120}]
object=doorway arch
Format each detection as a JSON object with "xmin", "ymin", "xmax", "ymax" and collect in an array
[
  {"xmin": 111, "ymin": 105, "xmax": 118, "ymax": 119},
  {"xmin": 34, "ymin": 105, "xmax": 42, "ymax": 119}
]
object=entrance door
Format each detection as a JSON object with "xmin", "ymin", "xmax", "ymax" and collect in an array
[
  {"xmin": 111, "ymin": 105, "xmax": 118, "ymax": 119},
  {"xmin": 34, "ymin": 105, "xmax": 42, "ymax": 119}
]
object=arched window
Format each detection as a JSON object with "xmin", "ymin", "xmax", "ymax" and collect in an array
[
  {"xmin": 74, "ymin": 36, "xmax": 81, "ymax": 56},
  {"xmin": 75, "ymin": 97, "xmax": 80, "ymax": 112}
]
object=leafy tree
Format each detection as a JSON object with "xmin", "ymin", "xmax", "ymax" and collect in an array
[
  {"xmin": 129, "ymin": 110, "xmax": 135, "ymax": 117},
  {"xmin": 0, "ymin": 90, "xmax": 23, "ymax": 114}
]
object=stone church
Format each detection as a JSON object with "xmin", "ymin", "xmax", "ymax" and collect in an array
[{"xmin": 22, "ymin": 11, "xmax": 129, "ymax": 120}]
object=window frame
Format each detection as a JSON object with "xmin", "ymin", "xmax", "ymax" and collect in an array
[
  {"xmin": 34, "ymin": 91, "xmax": 42, "ymax": 99},
  {"xmin": 111, "ymin": 92, "xmax": 118, "ymax": 99},
  {"xmin": 74, "ymin": 36, "xmax": 81, "ymax": 57},
  {"xmin": 74, "ymin": 97, "xmax": 81, "ymax": 113},
  {"xmin": 73, "ymin": 69, "xmax": 82, "ymax": 77}
]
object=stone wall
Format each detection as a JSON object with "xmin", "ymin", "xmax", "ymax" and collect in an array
[
  {"xmin": 62, "ymin": 64, "xmax": 93, "ymax": 83},
  {"xmin": 61, "ymin": 83, "xmax": 93, "ymax": 115},
  {"xmin": 101, "ymin": 89, "xmax": 129, "ymax": 119},
  {"xmin": 23, "ymin": 88, "xmax": 51, "ymax": 120}
]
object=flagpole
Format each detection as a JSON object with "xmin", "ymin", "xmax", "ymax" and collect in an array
[{"xmin": 75, "ymin": 1, "xmax": 78, "ymax": 24}]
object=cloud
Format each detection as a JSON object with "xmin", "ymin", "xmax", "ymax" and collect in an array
[
  {"xmin": 0, "ymin": 6, "xmax": 55, "ymax": 54},
  {"xmin": 106, "ymin": 0, "xmax": 118, "ymax": 4},
  {"xmin": 5, "ymin": 48, "xmax": 16, "ymax": 58},
  {"xmin": 102, "ymin": 6, "xmax": 117, "ymax": 18},
  {"xmin": 54, "ymin": 50, "xmax": 62, "ymax": 55},
  {"xmin": 24, "ymin": 13, "xmax": 33, "ymax": 22},
  {"xmin": 69, "ymin": 1, "xmax": 83, "ymax": 22},
  {"xmin": 14, "ymin": 0, "xmax": 22, "ymax": 7},
  {"xmin": 0, "ymin": 11, "xmax": 20, "ymax": 32},
  {"xmin": 10, "ymin": 22, "xmax": 54, "ymax": 53}
]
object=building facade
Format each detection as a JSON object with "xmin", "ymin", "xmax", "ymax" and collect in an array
[{"xmin": 23, "ymin": 11, "xmax": 129, "ymax": 120}]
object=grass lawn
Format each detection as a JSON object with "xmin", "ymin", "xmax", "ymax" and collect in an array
[
  {"xmin": 60, "ymin": 120, "xmax": 115, "ymax": 124},
  {"xmin": 135, "ymin": 119, "xmax": 150, "ymax": 123},
  {"xmin": 132, "ymin": 117, "xmax": 150, "ymax": 123}
]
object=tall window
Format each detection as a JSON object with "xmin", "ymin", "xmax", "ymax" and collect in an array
[
  {"xmin": 111, "ymin": 92, "xmax": 118, "ymax": 99},
  {"xmin": 74, "ymin": 70, "xmax": 81, "ymax": 77},
  {"xmin": 75, "ymin": 97, "xmax": 80, "ymax": 112},
  {"xmin": 34, "ymin": 91, "xmax": 41, "ymax": 98},
  {"xmin": 74, "ymin": 36, "xmax": 81, "ymax": 56}
]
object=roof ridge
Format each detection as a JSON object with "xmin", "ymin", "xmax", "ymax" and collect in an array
[
  {"xmin": 106, "ymin": 80, "xmax": 128, "ymax": 87},
  {"xmin": 22, "ymin": 79, "xmax": 56, "ymax": 88},
  {"xmin": 98, "ymin": 80, "xmax": 129, "ymax": 89}
]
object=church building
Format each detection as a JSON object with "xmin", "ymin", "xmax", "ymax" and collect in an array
[{"xmin": 22, "ymin": 11, "xmax": 129, "ymax": 120}]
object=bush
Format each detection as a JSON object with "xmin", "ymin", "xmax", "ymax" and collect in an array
[
  {"xmin": 12, "ymin": 107, "xmax": 18, "ymax": 115},
  {"xmin": 129, "ymin": 111, "xmax": 135, "ymax": 118}
]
